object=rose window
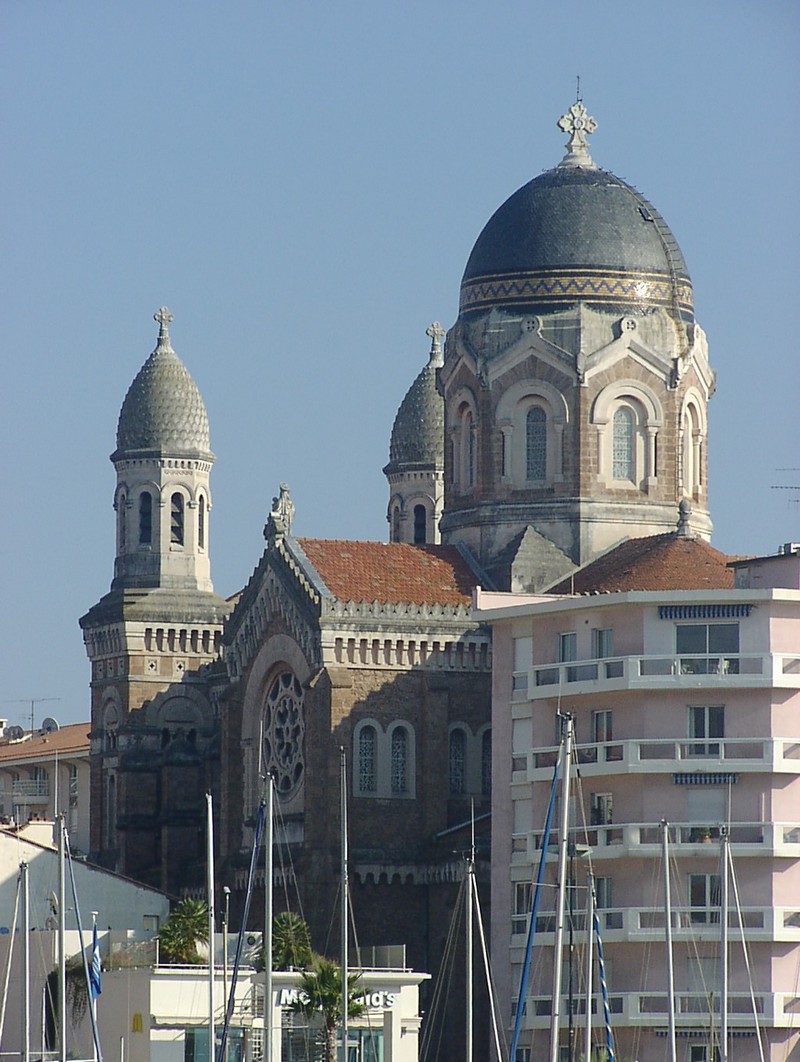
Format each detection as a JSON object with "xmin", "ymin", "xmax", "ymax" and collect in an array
[{"xmin": 263, "ymin": 671, "xmax": 304, "ymax": 797}]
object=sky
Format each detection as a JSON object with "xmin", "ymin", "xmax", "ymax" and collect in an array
[{"xmin": 2, "ymin": 0, "xmax": 798, "ymax": 728}]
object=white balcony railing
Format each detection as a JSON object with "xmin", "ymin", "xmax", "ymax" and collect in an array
[
  {"xmin": 512, "ymin": 652, "xmax": 800, "ymax": 701},
  {"xmin": 11, "ymin": 779, "xmax": 50, "ymax": 800},
  {"xmin": 519, "ymin": 737, "xmax": 800, "ymax": 780},
  {"xmin": 511, "ymin": 821, "xmax": 800, "ymax": 863}
]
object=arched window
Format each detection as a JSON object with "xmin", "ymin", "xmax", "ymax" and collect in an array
[
  {"xmin": 526, "ymin": 407, "xmax": 547, "ymax": 481},
  {"xmin": 198, "ymin": 495, "xmax": 206, "ymax": 550},
  {"xmin": 413, "ymin": 504, "xmax": 426, "ymax": 545},
  {"xmin": 612, "ymin": 407, "xmax": 635, "ymax": 481},
  {"xmin": 118, "ymin": 493, "xmax": 126, "ymax": 551},
  {"xmin": 391, "ymin": 506, "xmax": 401, "ymax": 543},
  {"xmin": 170, "ymin": 493, "xmax": 184, "ymax": 545},
  {"xmin": 467, "ymin": 413, "xmax": 476, "ymax": 487},
  {"xmin": 358, "ymin": 725, "xmax": 377, "ymax": 794},
  {"xmin": 139, "ymin": 491, "xmax": 152, "ymax": 545},
  {"xmin": 107, "ymin": 775, "xmax": 116, "ymax": 847},
  {"xmin": 390, "ymin": 726, "xmax": 409, "ymax": 795},
  {"xmin": 449, "ymin": 729, "xmax": 466, "ymax": 795},
  {"xmin": 481, "ymin": 729, "xmax": 492, "ymax": 796}
]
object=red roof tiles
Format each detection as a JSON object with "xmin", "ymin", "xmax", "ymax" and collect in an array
[
  {"xmin": 296, "ymin": 539, "xmax": 476, "ymax": 608},
  {"xmin": 549, "ymin": 534, "xmax": 735, "ymax": 594}
]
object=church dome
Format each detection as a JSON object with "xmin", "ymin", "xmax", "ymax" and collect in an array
[
  {"xmin": 384, "ymin": 324, "xmax": 445, "ymax": 475},
  {"xmin": 460, "ymin": 104, "xmax": 693, "ymax": 324},
  {"xmin": 114, "ymin": 308, "xmax": 212, "ymax": 459}
]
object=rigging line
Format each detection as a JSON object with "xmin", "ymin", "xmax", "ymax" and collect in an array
[
  {"xmin": 0, "ymin": 868, "xmax": 22, "ymax": 1044},
  {"xmin": 272, "ymin": 796, "xmax": 307, "ymax": 929},
  {"xmin": 322, "ymin": 879, "xmax": 340, "ymax": 959},
  {"xmin": 728, "ymin": 852, "xmax": 767, "ymax": 1062},
  {"xmin": 64, "ymin": 826, "xmax": 103, "ymax": 1062},
  {"xmin": 470, "ymin": 873, "xmax": 508, "ymax": 1061},
  {"xmin": 419, "ymin": 873, "xmax": 466, "ymax": 1062},
  {"xmin": 346, "ymin": 885, "xmax": 379, "ymax": 1062}
]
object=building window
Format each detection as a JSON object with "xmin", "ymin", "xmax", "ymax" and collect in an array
[
  {"xmin": 481, "ymin": 729, "xmax": 492, "ymax": 796},
  {"xmin": 262, "ymin": 671, "xmax": 305, "ymax": 798},
  {"xmin": 591, "ymin": 792, "xmax": 613, "ymax": 826},
  {"xmin": 198, "ymin": 495, "xmax": 206, "ymax": 550},
  {"xmin": 594, "ymin": 876, "xmax": 612, "ymax": 910},
  {"xmin": 391, "ymin": 506, "xmax": 401, "ymax": 543},
  {"xmin": 689, "ymin": 705, "xmax": 724, "ymax": 757},
  {"xmin": 465, "ymin": 411, "xmax": 476, "ymax": 487},
  {"xmin": 139, "ymin": 491, "xmax": 152, "ymax": 545},
  {"xmin": 612, "ymin": 406, "xmax": 635, "ymax": 481},
  {"xmin": 525, "ymin": 406, "xmax": 547, "ymax": 481},
  {"xmin": 413, "ymin": 504, "xmax": 427, "ymax": 545},
  {"xmin": 557, "ymin": 632, "xmax": 577, "ymax": 663},
  {"xmin": 449, "ymin": 729, "xmax": 466, "ymax": 794},
  {"xmin": 592, "ymin": 710, "xmax": 613, "ymax": 744},
  {"xmin": 170, "ymin": 493, "xmax": 184, "ymax": 546},
  {"xmin": 107, "ymin": 775, "xmax": 116, "ymax": 848},
  {"xmin": 689, "ymin": 873, "xmax": 721, "ymax": 925},
  {"xmin": 677, "ymin": 623, "xmax": 739, "ymax": 674},
  {"xmin": 390, "ymin": 726, "xmax": 409, "ymax": 795},
  {"xmin": 592, "ymin": 628, "xmax": 613, "ymax": 659},
  {"xmin": 118, "ymin": 493, "xmax": 126, "ymax": 551},
  {"xmin": 358, "ymin": 725, "xmax": 377, "ymax": 794}
]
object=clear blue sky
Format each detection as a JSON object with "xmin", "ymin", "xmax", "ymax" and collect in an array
[{"xmin": 2, "ymin": 1, "xmax": 798, "ymax": 727}]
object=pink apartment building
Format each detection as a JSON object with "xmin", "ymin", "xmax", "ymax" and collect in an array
[{"xmin": 477, "ymin": 534, "xmax": 800, "ymax": 1062}]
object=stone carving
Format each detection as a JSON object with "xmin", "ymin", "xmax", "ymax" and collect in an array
[
  {"xmin": 425, "ymin": 321, "xmax": 446, "ymax": 363},
  {"xmin": 557, "ymin": 101, "xmax": 597, "ymax": 167},
  {"xmin": 270, "ymin": 483, "xmax": 296, "ymax": 535}
]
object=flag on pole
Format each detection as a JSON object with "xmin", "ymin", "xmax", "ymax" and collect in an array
[{"xmin": 90, "ymin": 922, "xmax": 102, "ymax": 1000}]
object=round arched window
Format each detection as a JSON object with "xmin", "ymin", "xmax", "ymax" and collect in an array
[{"xmin": 263, "ymin": 671, "xmax": 305, "ymax": 797}]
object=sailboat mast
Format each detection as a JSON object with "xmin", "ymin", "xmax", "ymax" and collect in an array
[
  {"xmin": 21, "ymin": 861, "xmax": 30, "ymax": 1062},
  {"xmin": 549, "ymin": 713, "xmax": 574, "ymax": 1062},
  {"xmin": 466, "ymin": 801, "xmax": 475, "ymax": 1062},
  {"xmin": 207, "ymin": 794, "xmax": 216, "ymax": 1062},
  {"xmin": 57, "ymin": 815, "xmax": 67, "ymax": 1062},
  {"xmin": 340, "ymin": 748, "xmax": 349, "ymax": 1056},
  {"xmin": 661, "ymin": 820, "xmax": 677, "ymax": 1062},
  {"xmin": 264, "ymin": 774, "xmax": 273, "ymax": 1062},
  {"xmin": 721, "ymin": 825, "xmax": 729, "ymax": 1062},
  {"xmin": 584, "ymin": 872, "xmax": 594, "ymax": 1062}
]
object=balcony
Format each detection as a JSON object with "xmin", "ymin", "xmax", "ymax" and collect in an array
[
  {"xmin": 512, "ymin": 904, "xmax": 800, "ymax": 944},
  {"xmin": 520, "ymin": 737, "xmax": 800, "ymax": 781},
  {"xmin": 11, "ymin": 779, "xmax": 50, "ymax": 805},
  {"xmin": 511, "ymin": 652, "xmax": 800, "ymax": 701},
  {"xmin": 511, "ymin": 820, "xmax": 800, "ymax": 863}
]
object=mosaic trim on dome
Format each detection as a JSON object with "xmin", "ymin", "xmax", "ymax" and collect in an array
[{"xmin": 460, "ymin": 268, "xmax": 694, "ymax": 318}]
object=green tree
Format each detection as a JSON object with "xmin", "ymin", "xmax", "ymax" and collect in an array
[
  {"xmin": 272, "ymin": 911, "xmax": 313, "ymax": 970},
  {"xmin": 158, "ymin": 898, "xmax": 209, "ymax": 964},
  {"xmin": 288, "ymin": 958, "xmax": 366, "ymax": 1062}
]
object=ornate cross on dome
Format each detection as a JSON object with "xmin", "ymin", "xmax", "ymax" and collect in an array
[
  {"xmin": 154, "ymin": 306, "xmax": 174, "ymax": 342},
  {"xmin": 557, "ymin": 101, "xmax": 597, "ymax": 168},
  {"xmin": 426, "ymin": 321, "xmax": 445, "ymax": 362}
]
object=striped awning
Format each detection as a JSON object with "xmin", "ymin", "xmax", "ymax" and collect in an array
[
  {"xmin": 659, "ymin": 604, "xmax": 752, "ymax": 619},
  {"xmin": 673, "ymin": 772, "xmax": 738, "ymax": 786}
]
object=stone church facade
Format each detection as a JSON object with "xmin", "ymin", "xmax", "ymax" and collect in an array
[{"xmin": 81, "ymin": 101, "xmax": 716, "ymax": 1059}]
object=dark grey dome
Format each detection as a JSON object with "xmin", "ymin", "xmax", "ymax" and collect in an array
[
  {"xmin": 460, "ymin": 165, "xmax": 693, "ymax": 323},
  {"xmin": 114, "ymin": 310, "xmax": 212, "ymax": 459},
  {"xmin": 384, "ymin": 349, "xmax": 444, "ymax": 475}
]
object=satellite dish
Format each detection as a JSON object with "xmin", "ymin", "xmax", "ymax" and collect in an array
[
  {"xmin": 7, "ymin": 726, "xmax": 24, "ymax": 741},
  {"xmin": 41, "ymin": 717, "xmax": 60, "ymax": 734}
]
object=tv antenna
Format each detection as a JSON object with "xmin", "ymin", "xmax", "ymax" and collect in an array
[
  {"xmin": 4, "ymin": 698, "xmax": 61, "ymax": 734},
  {"xmin": 771, "ymin": 469, "xmax": 800, "ymax": 510}
]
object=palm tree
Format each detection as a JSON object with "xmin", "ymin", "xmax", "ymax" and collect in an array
[
  {"xmin": 288, "ymin": 958, "xmax": 366, "ymax": 1062},
  {"xmin": 158, "ymin": 898, "xmax": 209, "ymax": 964},
  {"xmin": 272, "ymin": 911, "xmax": 313, "ymax": 970}
]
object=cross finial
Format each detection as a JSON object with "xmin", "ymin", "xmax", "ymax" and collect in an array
[
  {"xmin": 154, "ymin": 306, "xmax": 174, "ymax": 346},
  {"xmin": 425, "ymin": 321, "xmax": 445, "ymax": 364},
  {"xmin": 557, "ymin": 100, "xmax": 597, "ymax": 169}
]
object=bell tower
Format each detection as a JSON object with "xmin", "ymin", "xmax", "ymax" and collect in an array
[{"xmin": 80, "ymin": 309, "xmax": 231, "ymax": 887}]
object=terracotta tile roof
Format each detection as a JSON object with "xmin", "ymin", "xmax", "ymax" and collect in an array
[
  {"xmin": 549, "ymin": 534, "xmax": 735, "ymax": 594},
  {"xmin": 296, "ymin": 539, "xmax": 476, "ymax": 608},
  {"xmin": 0, "ymin": 722, "xmax": 90, "ymax": 763}
]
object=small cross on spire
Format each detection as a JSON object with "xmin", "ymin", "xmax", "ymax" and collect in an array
[
  {"xmin": 154, "ymin": 306, "xmax": 174, "ymax": 345},
  {"xmin": 557, "ymin": 100, "xmax": 597, "ymax": 169},
  {"xmin": 426, "ymin": 321, "xmax": 445, "ymax": 363}
]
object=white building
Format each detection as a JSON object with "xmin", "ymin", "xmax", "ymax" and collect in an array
[{"xmin": 476, "ymin": 537, "xmax": 800, "ymax": 1062}]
